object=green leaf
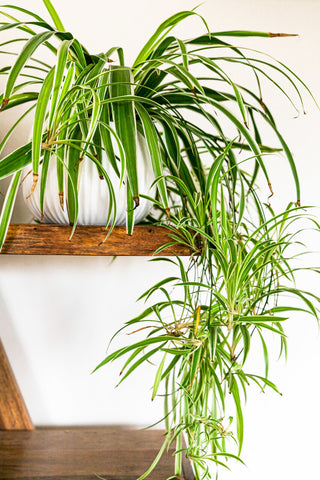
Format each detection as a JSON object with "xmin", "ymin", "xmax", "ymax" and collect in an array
[
  {"xmin": 2, "ymin": 30, "xmax": 55, "ymax": 108},
  {"xmin": 0, "ymin": 92, "xmax": 38, "ymax": 110},
  {"xmin": 136, "ymin": 435, "xmax": 170, "ymax": 480},
  {"xmin": 0, "ymin": 142, "xmax": 32, "ymax": 178},
  {"xmin": 126, "ymin": 180, "xmax": 135, "ymax": 235},
  {"xmin": 66, "ymin": 127, "xmax": 82, "ymax": 225},
  {"xmin": 93, "ymin": 335, "xmax": 177, "ymax": 373},
  {"xmin": 133, "ymin": 9, "xmax": 209, "ymax": 68},
  {"xmin": 152, "ymin": 352, "xmax": 167, "ymax": 400},
  {"xmin": 135, "ymin": 103, "xmax": 169, "ymax": 215},
  {"xmin": 212, "ymin": 30, "xmax": 297, "ymax": 38},
  {"xmin": 30, "ymin": 66, "xmax": 55, "ymax": 194},
  {"xmin": 48, "ymin": 39, "xmax": 73, "ymax": 128},
  {"xmin": 110, "ymin": 66, "xmax": 139, "ymax": 208},
  {"xmin": 229, "ymin": 376, "xmax": 244, "ymax": 454},
  {"xmin": 236, "ymin": 315, "xmax": 288, "ymax": 324},
  {"xmin": 118, "ymin": 345, "xmax": 164, "ymax": 386},
  {"xmin": 42, "ymin": 0, "xmax": 65, "ymax": 31},
  {"xmin": 240, "ymin": 325, "xmax": 251, "ymax": 364},
  {"xmin": 0, "ymin": 5, "xmax": 45, "ymax": 23},
  {"xmin": 39, "ymin": 149, "xmax": 50, "ymax": 218},
  {"xmin": 0, "ymin": 171, "xmax": 22, "ymax": 249}
]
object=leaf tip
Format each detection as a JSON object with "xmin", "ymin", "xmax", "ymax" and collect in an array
[
  {"xmin": 26, "ymin": 173, "xmax": 39, "ymax": 199},
  {"xmin": 133, "ymin": 196, "xmax": 140, "ymax": 209},
  {"xmin": 59, "ymin": 192, "xmax": 64, "ymax": 210},
  {"xmin": 0, "ymin": 98, "xmax": 9, "ymax": 112},
  {"xmin": 269, "ymin": 32, "xmax": 299, "ymax": 38}
]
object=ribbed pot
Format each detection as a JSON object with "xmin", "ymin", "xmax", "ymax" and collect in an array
[{"xmin": 22, "ymin": 132, "xmax": 155, "ymax": 225}]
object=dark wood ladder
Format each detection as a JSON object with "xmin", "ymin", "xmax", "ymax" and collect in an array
[{"xmin": 0, "ymin": 225, "xmax": 193, "ymax": 480}]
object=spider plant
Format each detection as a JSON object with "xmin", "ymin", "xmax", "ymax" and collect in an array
[
  {"xmin": 0, "ymin": 0, "xmax": 312, "ymax": 238},
  {"xmin": 0, "ymin": 1, "xmax": 319, "ymax": 479}
]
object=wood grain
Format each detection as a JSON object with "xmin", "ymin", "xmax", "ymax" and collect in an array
[
  {"xmin": 0, "ymin": 427, "xmax": 194, "ymax": 480},
  {"xmin": 0, "ymin": 339, "xmax": 34, "ymax": 431},
  {"xmin": 1, "ymin": 225, "xmax": 191, "ymax": 256}
]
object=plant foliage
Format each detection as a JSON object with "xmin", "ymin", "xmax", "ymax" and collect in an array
[{"xmin": 0, "ymin": 2, "xmax": 319, "ymax": 479}]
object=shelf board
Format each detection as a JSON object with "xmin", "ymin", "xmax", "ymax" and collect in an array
[
  {"xmin": 1, "ymin": 224, "xmax": 191, "ymax": 256},
  {"xmin": 0, "ymin": 426, "xmax": 194, "ymax": 480}
]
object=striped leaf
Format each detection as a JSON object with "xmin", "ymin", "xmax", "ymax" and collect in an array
[
  {"xmin": 30, "ymin": 66, "xmax": 55, "ymax": 196},
  {"xmin": 0, "ymin": 171, "xmax": 22, "ymax": 249},
  {"xmin": 109, "ymin": 66, "xmax": 139, "ymax": 208},
  {"xmin": 2, "ymin": 30, "xmax": 55, "ymax": 109}
]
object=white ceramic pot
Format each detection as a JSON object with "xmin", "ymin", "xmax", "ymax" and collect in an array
[{"xmin": 22, "ymin": 132, "xmax": 155, "ymax": 225}]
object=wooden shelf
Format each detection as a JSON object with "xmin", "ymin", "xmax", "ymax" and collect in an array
[
  {"xmin": 0, "ymin": 426, "xmax": 194, "ymax": 479},
  {"xmin": 1, "ymin": 224, "xmax": 191, "ymax": 256}
]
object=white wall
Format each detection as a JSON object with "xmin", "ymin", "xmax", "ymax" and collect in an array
[{"xmin": 1, "ymin": 1, "xmax": 320, "ymax": 479}]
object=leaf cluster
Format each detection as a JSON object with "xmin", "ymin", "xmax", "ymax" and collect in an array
[{"xmin": 0, "ymin": 3, "xmax": 319, "ymax": 479}]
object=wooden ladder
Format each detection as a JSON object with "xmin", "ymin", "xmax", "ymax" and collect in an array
[
  {"xmin": 0, "ymin": 339, "xmax": 194, "ymax": 479},
  {"xmin": 0, "ymin": 225, "xmax": 194, "ymax": 479}
]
